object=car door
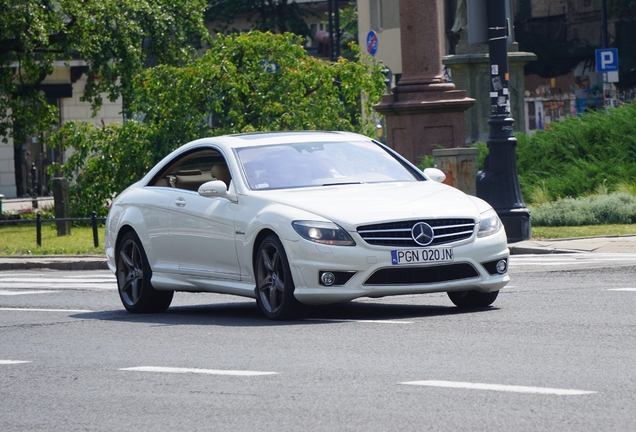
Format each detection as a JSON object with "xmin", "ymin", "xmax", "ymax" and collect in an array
[
  {"xmin": 140, "ymin": 184, "xmax": 181, "ymax": 276},
  {"xmin": 160, "ymin": 148, "xmax": 241, "ymax": 280},
  {"xmin": 170, "ymin": 190, "xmax": 241, "ymax": 280}
]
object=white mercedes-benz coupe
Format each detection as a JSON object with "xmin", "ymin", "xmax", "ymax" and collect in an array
[{"xmin": 105, "ymin": 131, "xmax": 510, "ymax": 319}]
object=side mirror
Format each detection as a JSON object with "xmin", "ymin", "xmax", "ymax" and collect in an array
[
  {"xmin": 198, "ymin": 180, "xmax": 237, "ymax": 202},
  {"xmin": 423, "ymin": 167, "xmax": 446, "ymax": 183}
]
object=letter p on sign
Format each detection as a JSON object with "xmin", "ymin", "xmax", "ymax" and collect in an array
[{"xmin": 596, "ymin": 48, "xmax": 619, "ymax": 72}]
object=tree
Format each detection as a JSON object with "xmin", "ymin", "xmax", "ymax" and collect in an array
[
  {"xmin": 608, "ymin": 0, "xmax": 636, "ymax": 21},
  {"xmin": 326, "ymin": 2, "xmax": 359, "ymax": 61},
  {"xmin": 51, "ymin": 31, "xmax": 386, "ymax": 216},
  {"xmin": 0, "ymin": 0, "xmax": 210, "ymax": 145},
  {"xmin": 206, "ymin": 1, "xmax": 360, "ymax": 60},
  {"xmin": 206, "ymin": 0, "xmax": 313, "ymax": 37}
]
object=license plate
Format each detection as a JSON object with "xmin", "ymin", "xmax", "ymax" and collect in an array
[{"xmin": 391, "ymin": 248, "xmax": 454, "ymax": 265}]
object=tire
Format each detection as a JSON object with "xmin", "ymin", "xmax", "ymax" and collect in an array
[
  {"xmin": 116, "ymin": 231, "xmax": 173, "ymax": 313},
  {"xmin": 447, "ymin": 290, "xmax": 499, "ymax": 308},
  {"xmin": 254, "ymin": 235, "xmax": 301, "ymax": 320}
]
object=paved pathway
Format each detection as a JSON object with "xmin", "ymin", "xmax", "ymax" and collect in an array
[{"xmin": 1, "ymin": 197, "xmax": 54, "ymax": 213}]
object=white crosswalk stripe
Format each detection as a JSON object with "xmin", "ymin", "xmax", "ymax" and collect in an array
[
  {"xmin": 0, "ymin": 271, "xmax": 116, "ymax": 291},
  {"xmin": 0, "ymin": 360, "xmax": 31, "ymax": 365},
  {"xmin": 509, "ymin": 253, "xmax": 636, "ymax": 270},
  {"xmin": 0, "ymin": 290, "xmax": 58, "ymax": 296}
]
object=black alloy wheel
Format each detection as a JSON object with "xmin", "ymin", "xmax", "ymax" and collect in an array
[
  {"xmin": 116, "ymin": 231, "xmax": 173, "ymax": 313},
  {"xmin": 255, "ymin": 235, "xmax": 300, "ymax": 320}
]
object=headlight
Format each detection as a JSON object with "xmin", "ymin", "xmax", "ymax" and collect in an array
[
  {"xmin": 292, "ymin": 221, "xmax": 356, "ymax": 246},
  {"xmin": 478, "ymin": 208, "xmax": 502, "ymax": 238}
]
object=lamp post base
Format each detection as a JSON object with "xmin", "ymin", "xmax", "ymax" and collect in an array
[{"xmin": 498, "ymin": 207, "xmax": 531, "ymax": 243}]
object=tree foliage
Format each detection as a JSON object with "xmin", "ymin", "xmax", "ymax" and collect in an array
[
  {"xmin": 51, "ymin": 31, "xmax": 386, "ymax": 216},
  {"xmin": 608, "ymin": 0, "xmax": 636, "ymax": 21},
  {"xmin": 334, "ymin": 3, "xmax": 360, "ymax": 61},
  {"xmin": 0, "ymin": 0, "xmax": 209, "ymax": 144}
]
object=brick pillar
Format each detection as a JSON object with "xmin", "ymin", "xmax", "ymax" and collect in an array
[{"xmin": 374, "ymin": 0, "xmax": 475, "ymax": 165}]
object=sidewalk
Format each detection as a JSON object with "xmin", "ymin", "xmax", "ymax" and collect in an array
[
  {"xmin": 1, "ymin": 235, "xmax": 635, "ymax": 271},
  {"xmin": 1, "ymin": 196, "xmax": 54, "ymax": 213},
  {"xmin": 508, "ymin": 234, "xmax": 636, "ymax": 254}
]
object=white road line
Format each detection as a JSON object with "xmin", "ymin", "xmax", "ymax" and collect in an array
[
  {"xmin": 0, "ymin": 360, "xmax": 31, "ymax": 365},
  {"xmin": 509, "ymin": 255, "xmax": 636, "ymax": 266},
  {"xmin": 509, "ymin": 261, "xmax": 589, "ymax": 267},
  {"xmin": 607, "ymin": 288, "xmax": 636, "ymax": 291},
  {"xmin": 0, "ymin": 283, "xmax": 116, "ymax": 289},
  {"xmin": 401, "ymin": 380, "xmax": 596, "ymax": 395},
  {"xmin": 119, "ymin": 366, "xmax": 277, "ymax": 376},
  {"xmin": 0, "ymin": 308, "xmax": 92, "ymax": 313},
  {"xmin": 0, "ymin": 278, "xmax": 114, "ymax": 284},
  {"xmin": 0, "ymin": 290, "xmax": 59, "ymax": 296},
  {"xmin": 305, "ymin": 318, "xmax": 414, "ymax": 324}
]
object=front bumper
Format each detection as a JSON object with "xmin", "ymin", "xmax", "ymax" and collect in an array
[{"xmin": 282, "ymin": 231, "xmax": 510, "ymax": 305}]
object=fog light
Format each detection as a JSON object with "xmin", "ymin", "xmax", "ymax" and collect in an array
[
  {"xmin": 320, "ymin": 271, "xmax": 336, "ymax": 286},
  {"xmin": 496, "ymin": 259, "xmax": 507, "ymax": 274}
]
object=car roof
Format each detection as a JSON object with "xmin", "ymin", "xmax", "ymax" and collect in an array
[{"xmin": 198, "ymin": 130, "xmax": 371, "ymax": 149}]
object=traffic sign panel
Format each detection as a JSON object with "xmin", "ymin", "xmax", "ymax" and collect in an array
[
  {"xmin": 596, "ymin": 48, "xmax": 618, "ymax": 72},
  {"xmin": 366, "ymin": 30, "xmax": 378, "ymax": 56}
]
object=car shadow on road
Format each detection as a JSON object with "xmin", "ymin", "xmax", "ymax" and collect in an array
[{"xmin": 71, "ymin": 298, "xmax": 499, "ymax": 327}]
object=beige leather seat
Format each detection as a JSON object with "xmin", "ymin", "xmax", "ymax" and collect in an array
[{"xmin": 210, "ymin": 164, "xmax": 231, "ymax": 187}]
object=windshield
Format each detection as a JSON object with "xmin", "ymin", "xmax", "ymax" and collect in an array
[{"xmin": 236, "ymin": 140, "xmax": 420, "ymax": 190}]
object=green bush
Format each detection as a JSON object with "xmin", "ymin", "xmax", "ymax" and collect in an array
[
  {"xmin": 531, "ymin": 193, "xmax": 636, "ymax": 226},
  {"xmin": 516, "ymin": 103, "xmax": 636, "ymax": 202}
]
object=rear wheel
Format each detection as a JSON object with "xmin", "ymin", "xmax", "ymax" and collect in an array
[
  {"xmin": 255, "ymin": 235, "xmax": 300, "ymax": 320},
  {"xmin": 448, "ymin": 290, "xmax": 499, "ymax": 308},
  {"xmin": 116, "ymin": 231, "xmax": 173, "ymax": 313}
]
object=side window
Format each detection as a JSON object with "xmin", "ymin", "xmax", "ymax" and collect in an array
[{"xmin": 148, "ymin": 149, "xmax": 232, "ymax": 191}]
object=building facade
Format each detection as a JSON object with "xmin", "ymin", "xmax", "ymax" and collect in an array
[
  {"xmin": 358, "ymin": 0, "xmax": 636, "ymax": 137},
  {"xmin": 0, "ymin": 61, "xmax": 123, "ymax": 199}
]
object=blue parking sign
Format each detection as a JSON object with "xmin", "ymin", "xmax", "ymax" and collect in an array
[{"xmin": 596, "ymin": 48, "xmax": 619, "ymax": 72}]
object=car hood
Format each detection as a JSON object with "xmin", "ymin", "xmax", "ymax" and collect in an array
[{"xmin": 259, "ymin": 181, "xmax": 485, "ymax": 228}]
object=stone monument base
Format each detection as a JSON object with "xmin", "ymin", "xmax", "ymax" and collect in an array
[{"xmin": 375, "ymin": 88, "xmax": 475, "ymax": 164}]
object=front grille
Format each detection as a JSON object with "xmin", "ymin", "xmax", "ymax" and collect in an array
[
  {"xmin": 357, "ymin": 219, "xmax": 476, "ymax": 247},
  {"xmin": 364, "ymin": 263, "xmax": 479, "ymax": 286}
]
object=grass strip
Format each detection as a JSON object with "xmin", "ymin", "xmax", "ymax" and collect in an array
[
  {"xmin": 2, "ymin": 222, "xmax": 636, "ymax": 255},
  {"xmin": 0, "ymin": 224, "xmax": 105, "ymax": 255}
]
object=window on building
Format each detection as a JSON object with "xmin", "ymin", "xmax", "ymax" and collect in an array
[{"xmin": 370, "ymin": 0, "xmax": 400, "ymax": 32}]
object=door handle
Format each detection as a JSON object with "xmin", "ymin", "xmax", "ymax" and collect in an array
[{"xmin": 175, "ymin": 197, "xmax": 186, "ymax": 207}]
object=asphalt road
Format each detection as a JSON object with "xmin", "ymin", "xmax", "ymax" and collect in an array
[{"xmin": 1, "ymin": 254, "xmax": 635, "ymax": 431}]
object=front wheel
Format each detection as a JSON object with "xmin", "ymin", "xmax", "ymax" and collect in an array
[
  {"xmin": 447, "ymin": 290, "xmax": 499, "ymax": 308},
  {"xmin": 254, "ymin": 235, "xmax": 301, "ymax": 320},
  {"xmin": 116, "ymin": 231, "xmax": 173, "ymax": 313}
]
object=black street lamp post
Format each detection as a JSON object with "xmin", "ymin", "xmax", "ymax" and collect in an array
[{"xmin": 476, "ymin": 0, "xmax": 531, "ymax": 242}]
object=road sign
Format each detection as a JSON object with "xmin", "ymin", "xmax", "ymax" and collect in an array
[
  {"xmin": 366, "ymin": 30, "xmax": 378, "ymax": 56},
  {"xmin": 596, "ymin": 48, "xmax": 618, "ymax": 72}
]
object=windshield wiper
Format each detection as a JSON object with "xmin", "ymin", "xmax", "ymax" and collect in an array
[{"xmin": 321, "ymin": 181, "xmax": 364, "ymax": 186}]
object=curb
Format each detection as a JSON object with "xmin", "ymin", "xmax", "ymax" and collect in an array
[
  {"xmin": 0, "ymin": 256, "xmax": 108, "ymax": 271},
  {"xmin": 508, "ymin": 246, "xmax": 580, "ymax": 255}
]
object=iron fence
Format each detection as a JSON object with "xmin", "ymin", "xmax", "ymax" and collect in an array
[{"xmin": 0, "ymin": 211, "xmax": 106, "ymax": 247}]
